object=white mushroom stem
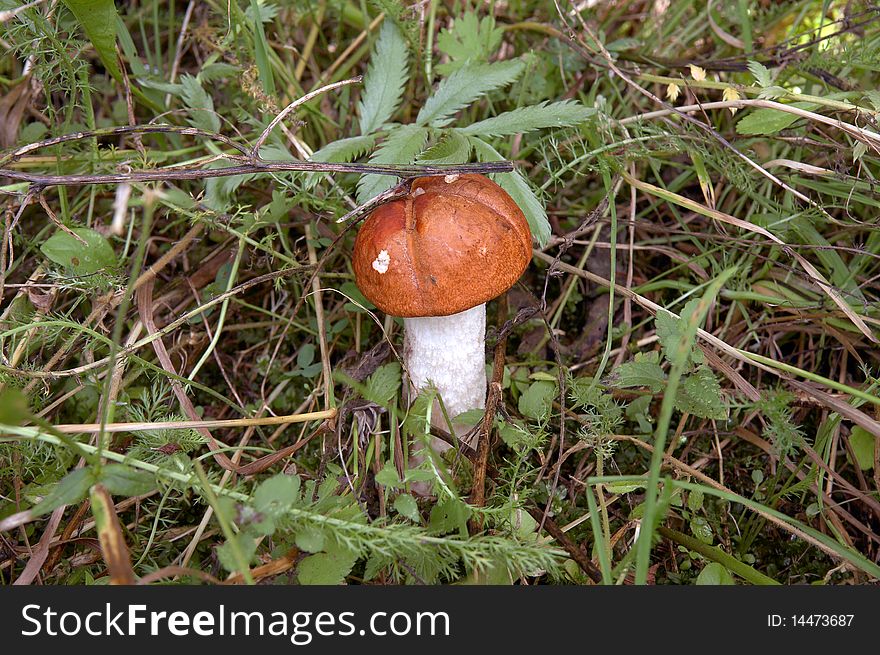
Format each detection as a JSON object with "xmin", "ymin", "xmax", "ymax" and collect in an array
[{"xmin": 403, "ymin": 304, "xmax": 487, "ymax": 439}]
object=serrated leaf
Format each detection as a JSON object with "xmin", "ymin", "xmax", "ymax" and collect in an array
[
  {"xmin": 416, "ymin": 130, "xmax": 471, "ymax": 164},
  {"xmin": 736, "ymin": 102, "xmax": 817, "ymax": 136},
  {"xmin": 308, "ymin": 134, "xmax": 375, "ymax": 166},
  {"xmin": 458, "ymin": 100, "xmax": 595, "ymax": 137},
  {"xmin": 436, "ymin": 12, "xmax": 503, "ymax": 75},
  {"xmin": 61, "ymin": 1, "xmax": 123, "ymax": 83},
  {"xmin": 849, "ymin": 427, "xmax": 875, "ymax": 471},
  {"xmin": 100, "ymin": 464, "xmax": 154, "ymax": 497},
  {"xmin": 696, "ymin": 561, "xmax": 735, "ymax": 585},
  {"xmin": 470, "ymin": 136, "xmax": 548, "ymax": 246},
  {"xmin": 179, "ymin": 74, "xmax": 220, "ymax": 133},
  {"xmin": 359, "ymin": 20, "xmax": 409, "ymax": 134},
  {"xmin": 611, "ymin": 351, "xmax": 666, "ymax": 392},
  {"xmin": 31, "ymin": 467, "xmax": 95, "ymax": 517},
  {"xmin": 297, "ymin": 546, "xmax": 358, "ymax": 585},
  {"xmin": 217, "ymin": 534, "xmax": 257, "ymax": 574},
  {"xmin": 357, "ymin": 124, "xmax": 428, "ymax": 203},
  {"xmin": 518, "ymin": 380, "xmax": 556, "ymax": 421},
  {"xmin": 41, "ymin": 228, "xmax": 118, "ymax": 275},
  {"xmin": 675, "ymin": 367, "xmax": 727, "ymax": 420},
  {"xmin": 393, "ymin": 493, "xmax": 420, "ymax": 521},
  {"xmin": 746, "ymin": 60, "xmax": 772, "ymax": 87},
  {"xmin": 416, "ymin": 60, "xmax": 524, "ymax": 128},
  {"xmin": 364, "ymin": 362, "xmax": 402, "ymax": 405}
]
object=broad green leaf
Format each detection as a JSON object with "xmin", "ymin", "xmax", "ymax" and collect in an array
[
  {"xmin": 736, "ymin": 102, "xmax": 817, "ymax": 136},
  {"xmin": 416, "ymin": 60, "xmax": 524, "ymax": 127},
  {"xmin": 254, "ymin": 473, "xmax": 301, "ymax": 517},
  {"xmin": 416, "ymin": 130, "xmax": 471, "ymax": 164},
  {"xmin": 365, "ymin": 362, "xmax": 402, "ymax": 405},
  {"xmin": 470, "ymin": 136, "xmax": 549, "ymax": 246},
  {"xmin": 41, "ymin": 227, "xmax": 118, "ymax": 275},
  {"xmin": 100, "ymin": 464, "xmax": 154, "ymax": 497},
  {"xmin": 655, "ymin": 299, "xmax": 703, "ymax": 367},
  {"xmin": 675, "ymin": 367, "xmax": 727, "ymax": 420},
  {"xmin": 294, "ymin": 527, "xmax": 326, "ymax": 553},
  {"xmin": 0, "ymin": 388, "xmax": 30, "ymax": 425},
  {"xmin": 849, "ymin": 427, "xmax": 875, "ymax": 471},
  {"xmin": 31, "ymin": 467, "xmax": 95, "ymax": 517},
  {"xmin": 393, "ymin": 493, "xmax": 420, "ymax": 521},
  {"xmin": 428, "ymin": 497, "xmax": 471, "ymax": 537},
  {"xmin": 61, "ymin": 0, "xmax": 123, "ymax": 83},
  {"xmin": 696, "ymin": 561, "xmax": 735, "ymax": 585},
  {"xmin": 459, "ymin": 100, "xmax": 595, "ymax": 137},
  {"xmin": 518, "ymin": 380, "xmax": 556, "ymax": 421},
  {"xmin": 611, "ymin": 351, "xmax": 666, "ymax": 392},
  {"xmin": 179, "ymin": 74, "xmax": 220, "ymax": 133},
  {"xmin": 374, "ymin": 462, "xmax": 401, "ymax": 488},
  {"xmin": 689, "ymin": 516, "xmax": 714, "ymax": 544},
  {"xmin": 217, "ymin": 534, "xmax": 257, "ymax": 573},
  {"xmin": 297, "ymin": 546, "xmax": 358, "ymax": 585},
  {"xmin": 357, "ymin": 124, "xmax": 428, "ymax": 203},
  {"xmin": 359, "ymin": 20, "xmax": 409, "ymax": 134}
]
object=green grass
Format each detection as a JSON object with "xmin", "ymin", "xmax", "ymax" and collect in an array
[{"xmin": 0, "ymin": 0, "xmax": 879, "ymax": 586}]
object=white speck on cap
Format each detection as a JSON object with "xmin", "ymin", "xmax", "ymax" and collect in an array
[
  {"xmin": 412, "ymin": 187, "xmax": 425, "ymax": 197},
  {"xmin": 372, "ymin": 249, "xmax": 391, "ymax": 274},
  {"xmin": 443, "ymin": 174, "xmax": 460, "ymax": 183}
]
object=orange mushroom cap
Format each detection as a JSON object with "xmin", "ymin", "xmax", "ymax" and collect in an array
[{"xmin": 352, "ymin": 174, "xmax": 532, "ymax": 317}]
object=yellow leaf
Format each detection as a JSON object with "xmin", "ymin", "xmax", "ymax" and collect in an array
[
  {"xmin": 689, "ymin": 64, "xmax": 707, "ymax": 82},
  {"xmin": 666, "ymin": 82, "xmax": 681, "ymax": 103},
  {"xmin": 722, "ymin": 86, "xmax": 741, "ymax": 114}
]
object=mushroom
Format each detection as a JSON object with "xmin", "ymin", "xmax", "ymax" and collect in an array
[{"xmin": 352, "ymin": 173, "xmax": 532, "ymax": 443}]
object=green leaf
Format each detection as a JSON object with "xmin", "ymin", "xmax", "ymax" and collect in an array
[
  {"xmin": 294, "ymin": 527, "xmax": 326, "ymax": 553},
  {"xmin": 611, "ymin": 351, "xmax": 666, "ymax": 391},
  {"xmin": 428, "ymin": 497, "xmax": 471, "ymax": 537},
  {"xmin": 518, "ymin": 380, "xmax": 556, "ymax": 421},
  {"xmin": 357, "ymin": 124, "xmax": 428, "ymax": 203},
  {"xmin": 359, "ymin": 20, "xmax": 409, "ymax": 134},
  {"xmin": 374, "ymin": 462, "xmax": 402, "ymax": 488},
  {"xmin": 393, "ymin": 493, "xmax": 420, "ymax": 521},
  {"xmin": 746, "ymin": 60, "xmax": 772, "ymax": 87},
  {"xmin": 675, "ymin": 367, "xmax": 727, "ymax": 420},
  {"xmin": 306, "ymin": 134, "xmax": 376, "ymax": 188},
  {"xmin": 696, "ymin": 561, "xmax": 735, "ymax": 585},
  {"xmin": 217, "ymin": 534, "xmax": 257, "ymax": 573},
  {"xmin": 0, "ymin": 388, "xmax": 30, "ymax": 425},
  {"xmin": 435, "ymin": 12, "xmax": 503, "ymax": 75},
  {"xmin": 179, "ymin": 74, "xmax": 220, "ymax": 133},
  {"xmin": 655, "ymin": 299, "xmax": 703, "ymax": 367},
  {"xmin": 416, "ymin": 130, "xmax": 472, "ymax": 164},
  {"xmin": 459, "ymin": 100, "xmax": 596, "ymax": 137},
  {"xmin": 416, "ymin": 60, "xmax": 524, "ymax": 128},
  {"xmin": 248, "ymin": 0, "xmax": 275, "ymax": 96},
  {"xmin": 365, "ymin": 362, "xmax": 402, "ymax": 405},
  {"xmin": 41, "ymin": 228, "xmax": 118, "ymax": 275},
  {"xmin": 100, "ymin": 464, "xmax": 154, "ymax": 497},
  {"xmin": 254, "ymin": 473, "xmax": 301, "ymax": 517},
  {"xmin": 31, "ymin": 467, "xmax": 95, "ymax": 517},
  {"xmin": 297, "ymin": 546, "xmax": 358, "ymax": 585},
  {"xmin": 61, "ymin": 1, "xmax": 123, "ymax": 83},
  {"xmin": 689, "ymin": 516, "xmax": 714, "ymax": 544},
  {"xmin": 849, "ymin": 427, "xmax": 875, "ymax": 471},
  {"xmin": 736, "ymin": 102, "xmax": 817, "ymax": 136},
  {"xmin": 470, "ymin": 136, "xmax": 548, "ymax": 246}
]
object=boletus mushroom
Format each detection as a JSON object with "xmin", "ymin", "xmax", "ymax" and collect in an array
[{"xmin": 352, "ymin": 173, "xmax": 531, "ymax": 443}]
